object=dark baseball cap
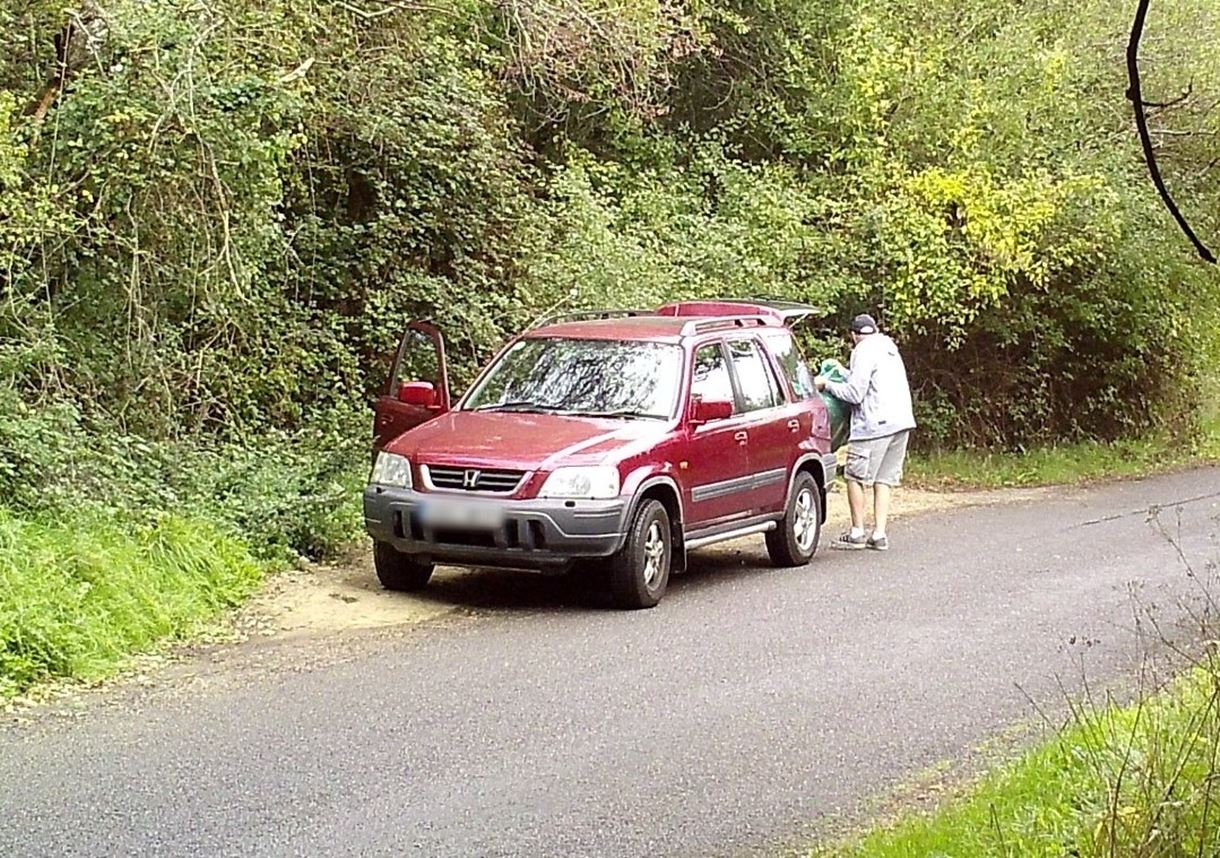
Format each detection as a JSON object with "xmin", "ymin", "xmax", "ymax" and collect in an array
[{"xmin": 850, "ymin": 313, "xmax": 878, "ymax": 335}]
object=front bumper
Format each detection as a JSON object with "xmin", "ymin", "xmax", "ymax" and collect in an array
[{"xmin": 363, "ymin": 486, "xmax": 630, "ymax": 569}]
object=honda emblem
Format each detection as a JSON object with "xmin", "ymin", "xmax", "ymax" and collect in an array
[{"xmin": 462, "ymin": 469, "xmax": 480, "ymax": 490}]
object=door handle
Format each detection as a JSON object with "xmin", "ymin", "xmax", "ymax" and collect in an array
[
  {"xmin": 787, "ymin": 419, "xmax": 801, "ymax": 432},
  {"xmin": 733, "ymin": 430, "xmax": 749, "ymax": 445}
]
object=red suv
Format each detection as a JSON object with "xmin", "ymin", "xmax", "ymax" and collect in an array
[{"xmin": 364, "ymin": 301, "xmax": 836, "ymax": 609}]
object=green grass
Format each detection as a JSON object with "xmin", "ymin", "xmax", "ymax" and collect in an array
[
  {"xmin": 0, "ymin": 398, "xmax": 369, "ymax": 698},
  {"xmin": 908, "ymin": 418, "xmax": 1220, "ymax": 490},
  {"xmin": 816, "ymin": 664, "xmax": 1220, "ymax": 858},
  {"xmin": 0, "ymin": 508, "xmax": 264, "ymax": 698}
]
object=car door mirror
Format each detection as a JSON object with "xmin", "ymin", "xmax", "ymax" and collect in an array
[
  {"xmin": 398, "ymin": 380, "xmax": 442, "ymax": 409},
  {"xmin": 690, "ymin": 397, "xmax": 733, "ymax": 425}
]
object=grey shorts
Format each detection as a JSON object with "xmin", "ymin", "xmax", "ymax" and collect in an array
[{"xmin": 845, "ymin": 431, "xmax": 911, "ymax": 487}]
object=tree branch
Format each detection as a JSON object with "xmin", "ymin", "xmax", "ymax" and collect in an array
[
  {"xmin": 334, "ymin": 0, "xmax": 456, "ymax": 20},
  {"xmin": 1126, "ymin": 0, "xmax": 1216, "ymax": 263},
  {"xmin": 1140, "ymin": 81, "xmax": 1191, "ymax": 109}
]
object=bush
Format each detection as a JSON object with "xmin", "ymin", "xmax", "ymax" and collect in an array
[
  {"xmin": 0, "ymin": 383, "xmax": 365, "ymax": 561},
  {"xmin": 171, "ymin": 433, "xmax": 366, "ymax": 563}
]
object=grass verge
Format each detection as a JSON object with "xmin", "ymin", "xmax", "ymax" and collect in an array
[
  {"xmin": 0, "ymin": 394, "xmax": 368, "ymax": 699},
  {"xmin": 0, "ymin": 509, "xmax": 263, "ymax": 698},
  {"xmin": 908, "ymin": 418, "xmax": 1220, "ymax": 490},
  {"xmin": 815, "ymin": 661, "xmax": 1220, "ymax": 858}
]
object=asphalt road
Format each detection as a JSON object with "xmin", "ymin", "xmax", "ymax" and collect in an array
[{"xmin": 2, "ymin": 468, "xmax": 1218, "ymax": 858}]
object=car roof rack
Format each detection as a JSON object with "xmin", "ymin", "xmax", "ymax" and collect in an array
[{"xmin": 529, "ymin": 308, "xmax": 653, "ymax": 329}]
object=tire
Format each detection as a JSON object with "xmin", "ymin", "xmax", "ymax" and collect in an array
[
  {"xmin": 608, "ymin": 500, "xmax": 672, "ymax": 610},
  {"xmin": 373, "ymin": 541, "xmax": 434, "ymax": 592},
  {"xmin": 766, "ymin": 471, "xmax": 822, "ymax": 567}
]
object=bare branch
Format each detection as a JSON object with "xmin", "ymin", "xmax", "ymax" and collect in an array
[
  {"xmin": 335, "ymin": 0, "xmax": 457, "ymax": 20},
  {"xmin": 1126, "ymin": 0, "xmax": 1217, "ymax": 264},
  {"xmin": 1149, "ymin": 127, "xmax": 1220, "ymax": 137},
  {"xmin": 1141, "ymin": 81, "xmax": 1192, "ymax": 109}
]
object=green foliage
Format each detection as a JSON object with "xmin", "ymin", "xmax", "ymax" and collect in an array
[
  {"xmin": 0, "ymin": 384, "xmax": 365, "ymax": 564},
  {"xmin": 816, "ymin": 665, "xmax": 1220, "ymax": 857},
  {"xmin": 2, "ymin": 0, "xmax": 1218, "ymax": 447},
  {"xmin": 908, "ymin": 425, "xmax": 1220, "ymax": 490},
  {"xmin": 0, "ymin": 377, "xmax": 364, "ymax": 695},
  {"xmin": 171, "ymin": 431, "xmax": 366, "ymax": 563}
]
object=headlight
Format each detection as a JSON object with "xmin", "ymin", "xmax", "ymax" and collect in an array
[
  {"xmin": 538, "ymin": 466, "xmax": 620, "ymax": 500},
  {"xmin": 370, "ymin": 452, "xmax": 413, "ymax": 489}
]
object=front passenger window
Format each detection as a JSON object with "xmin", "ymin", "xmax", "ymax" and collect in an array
[{"xmin": 691, "ymin": 344, "xmax": 735, "ymax": 407}]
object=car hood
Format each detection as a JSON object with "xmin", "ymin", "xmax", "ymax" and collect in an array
[{"xmin": 385, "ymin": 410, "xmax": 670, "ymax": 471}]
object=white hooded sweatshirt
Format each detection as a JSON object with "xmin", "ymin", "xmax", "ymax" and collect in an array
[{"xmin": 824, "ymin": 333, "xmax": 916, "ymax": 441}]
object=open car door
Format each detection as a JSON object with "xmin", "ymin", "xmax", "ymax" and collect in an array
[{"xmin": 373, "ymin": 321, "xmax": 451, "ymax": 456}]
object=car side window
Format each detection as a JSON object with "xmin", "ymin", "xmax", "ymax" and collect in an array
[
  {"xmin": 764, "ymin": 331, "xmax": 817, "ymax": 401},
  {"xmin": 691, "ymin": 343, "xmax": 735, "ymax": 407},
  {"xmin": 728, "ymin": 339, "xmax": 781, "ymax": 411}
]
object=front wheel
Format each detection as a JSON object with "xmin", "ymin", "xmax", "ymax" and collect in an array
[
  {"xmin": 608, "ymin": 500, "xmax": 672, "ymax": 609},
  {"xmin": 373, "ymin": 541, "xmax": 434, "ymax": 592},
  {"xmin": 766, "ymin": 472, "xmax": 821, "ymax": 567}
]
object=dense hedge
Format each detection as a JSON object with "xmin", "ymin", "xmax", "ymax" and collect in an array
[{"xmin": 2, "ymin": 0, "xmax": 1218, "ymax": 451}]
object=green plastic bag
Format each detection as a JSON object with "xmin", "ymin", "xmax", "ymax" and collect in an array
[{"xmin": 818, "ymin": 358, "xmax": 851, "ymax": 451}]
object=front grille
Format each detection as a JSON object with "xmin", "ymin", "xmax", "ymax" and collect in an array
[{"xmin": 426, "ymin": 465, "xmax": 525, "ymax": 494}]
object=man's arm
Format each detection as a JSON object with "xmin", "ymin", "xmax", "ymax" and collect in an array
[{"xmin": 823, "ymin": 346, "xmax": 875, "ymax": 405}]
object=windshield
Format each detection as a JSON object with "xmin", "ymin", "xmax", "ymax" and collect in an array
[{"xmin": 462, "ymin": 337, "xmax": 682, "ymax": 420}]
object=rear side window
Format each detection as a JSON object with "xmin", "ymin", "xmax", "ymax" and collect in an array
[
  {"xmin": 728, "ymin": 339, "xmax": 782, "ymax": 411},
  {"xmin": 691, "ymin": 344, "xmax": 735, "ymax": 406},
  {"xmin": 765, "ymin": 331, "xmax": 817, "ymax": 401}
]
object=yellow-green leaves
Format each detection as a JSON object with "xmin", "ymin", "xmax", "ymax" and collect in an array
[{"xmin": 880, "ymin": 167, "xmax": 1107, "ymax": 342}]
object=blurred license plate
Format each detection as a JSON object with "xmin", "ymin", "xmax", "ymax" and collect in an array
[{"xmin": 419, "ymin": 499, "xmax": 505, "ymax": 529}]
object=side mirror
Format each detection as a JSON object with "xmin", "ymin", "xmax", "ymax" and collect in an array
[
  {"xmin": 689, "ymin": 397, "xmax": 733, "ymax": 425},
  {"xmin": 398, "ymin": 381, "xmax": 440, "ymax": 409}
]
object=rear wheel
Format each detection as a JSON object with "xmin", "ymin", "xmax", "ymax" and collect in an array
[
  {"xmin": 373, "ymin": 541, "xmax": 434, "ymax": 591},
  {"xmin": 608, "ymin": 500, "xmax": 672, "ymax": 609},
  {"xmin": 766, "ymin": 472, "xmax": 821, "ymax": 567}
]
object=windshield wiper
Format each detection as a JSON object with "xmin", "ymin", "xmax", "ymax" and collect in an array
[
  {"xmin": 568, "ymin": 408, "xmax": 665, "ymax": 420},
  {"xmin": 474, "ymin": 401, "xmax": 565, "ymax": 413}
]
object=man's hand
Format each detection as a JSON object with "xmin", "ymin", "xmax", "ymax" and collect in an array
[{"xmin": 815, "ymin": 376, "xmax": 828, "ymax": 392}]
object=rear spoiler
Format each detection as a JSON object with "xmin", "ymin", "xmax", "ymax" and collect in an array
[{"xmin": 655, "ymin": 299, "xmax": 823, "ymax": 327}]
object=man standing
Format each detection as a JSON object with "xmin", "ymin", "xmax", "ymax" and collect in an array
[{"xmin": 815, "ymin": 314, "xmax": 915, "ymax": 551}]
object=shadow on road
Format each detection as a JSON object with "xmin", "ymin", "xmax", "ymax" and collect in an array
[{"xmin": 408, "ymin": 542, "xmax": 786, "ymax": 614}]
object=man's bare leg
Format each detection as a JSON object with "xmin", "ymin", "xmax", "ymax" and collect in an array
[
  {"xmin": 873, "ymin": 483, "xmax": 892, "ymax": 538},
  {"xmin": 847, "ymin": 479, "xmax": 867, "ymax": 533}
]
